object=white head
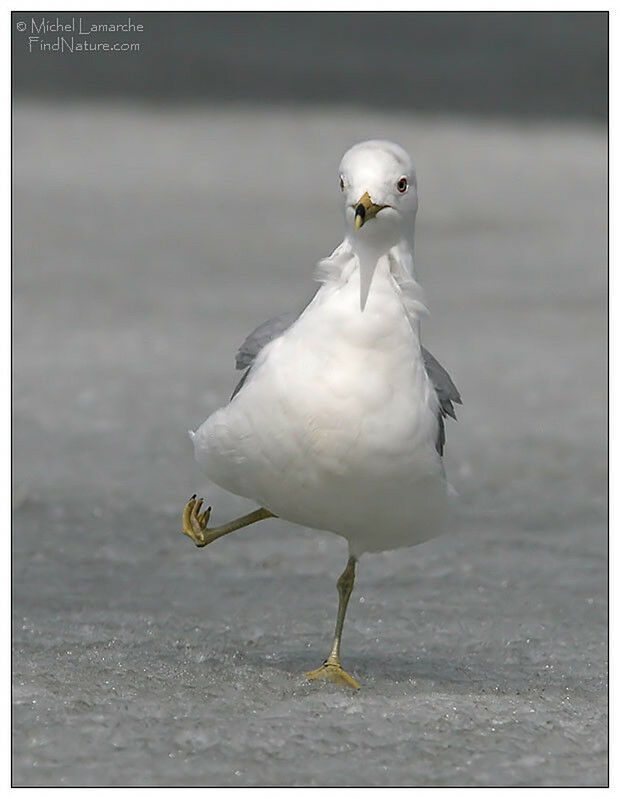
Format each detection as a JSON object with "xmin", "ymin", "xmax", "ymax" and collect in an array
[{"xmin": 339, "ymin": 140, "xmax": 418, "ymax": 253}]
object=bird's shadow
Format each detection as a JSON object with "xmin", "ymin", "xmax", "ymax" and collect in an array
[{"xmin": 206, "ymin": 643, "xmax": 562, "ymax": 698}]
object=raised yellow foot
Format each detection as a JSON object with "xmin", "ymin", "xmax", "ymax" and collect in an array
[
  {"xmin": 182, "ymin": 495, "xmax": 211, "ymax": 546},
  {"xmin": 182, "ymin": 496, "xmax": 276, "ymax": 548},
  {"xmin": 306, "ymin": 660, "xmax": 360, "ymax": 690}
]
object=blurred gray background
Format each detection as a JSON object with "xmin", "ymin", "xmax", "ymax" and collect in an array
[{"xmin": 13, "ymin": 11, "xmax": 607, "ymax": 787}]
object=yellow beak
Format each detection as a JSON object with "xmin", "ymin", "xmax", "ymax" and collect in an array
[{"xmin": 354, "ymin": 192, "xmax": 387, "ymax": 229}]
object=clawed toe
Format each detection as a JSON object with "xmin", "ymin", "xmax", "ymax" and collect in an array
[{"xmin": 182, "ymin": 496, "xmax": 212, "ymax": 546}]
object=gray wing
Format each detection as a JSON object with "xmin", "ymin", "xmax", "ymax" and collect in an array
[
  {"xmin": 231, "ymin": 312, "xmax": 298, "ymax": 398},
  {"xmin": 235, "ymin": 312, "xmax": 298, "ymax": 370},
  {"xmin": 421, "ymin": 346, "xmax": 462, "ymax": 456},
  {"xmin": 231, "ymin": 313, "xmax": 462, "ymax": 456},
  {"xmin": 421, "ymin": 347, "xmax": 461, "ymax": 420}
]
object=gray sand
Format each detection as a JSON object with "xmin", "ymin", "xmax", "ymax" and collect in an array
[{"xmin": 13, "ymin": 102, "xmax": 607, "ymax": 786}]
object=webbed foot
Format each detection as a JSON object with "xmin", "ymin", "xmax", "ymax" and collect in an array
[{"xmin": 305, "ymin": 659, "xmax": 360, "ymax": 690}]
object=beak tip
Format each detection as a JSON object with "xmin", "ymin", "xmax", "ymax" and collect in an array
[{"xmin": 354, "ymin": 215, "xmax": 363, "ymax": 230}]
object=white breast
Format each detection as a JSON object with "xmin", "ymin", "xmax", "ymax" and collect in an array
[{"xmin": 194, "ymin": 257, "xmax": 449, "ymax": 555}]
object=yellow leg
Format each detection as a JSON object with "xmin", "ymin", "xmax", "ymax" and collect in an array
[
  {"xmin": 182, "ymin": 495, "xmax": 276, "ymax": 548},
  {"xmin": 306, "ymin": 555, "xmax": 360, "ymax": 690}
]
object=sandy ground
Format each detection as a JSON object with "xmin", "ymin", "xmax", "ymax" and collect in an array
[{"xmin": 12, "ymin": 101, "xmax": 607, "ymax": 786}]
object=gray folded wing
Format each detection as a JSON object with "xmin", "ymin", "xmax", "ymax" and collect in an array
[
  {"xmin": 235, "ymin": 312, "xmax": 299, "ymax": 370},
  {"xmin": 421, "ymin": 348, "xmax": 462, "ymax": 420},
  {"xmin": 231, "ymin": 311, "xmax": 462, "ymax": 456},
  {"xmin": 231, "ymin": 312, "xmax": 298, "ymax": 398},
  {"xmin": 422, "ymin": 347, "xmax": 462, "ymax": 456}
]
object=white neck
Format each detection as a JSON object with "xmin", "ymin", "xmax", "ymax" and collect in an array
[
  {"xmin": 315, "ymin": 224, "xmax": 426, "ymax": 322},
  {"xmin": 349, "ymin": 227, "xmax": 424, "ymax": 314},
  {"xmin": 348, "ymin": 218, "xmax": 415, "ymax": 265}
]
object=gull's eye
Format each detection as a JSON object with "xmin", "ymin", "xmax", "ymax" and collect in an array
[
  {"xmin": 396, "ymin": 176, "xmax": 408, "ymax": 193},
  {"xmin": 339, "ymin": 175, "xmax": 345, "ymax": 191}
]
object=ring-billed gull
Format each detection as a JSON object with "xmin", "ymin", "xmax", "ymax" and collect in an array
[{"xmin": 182, "ymin": 140, "xmax": 461, "ymax": 689}]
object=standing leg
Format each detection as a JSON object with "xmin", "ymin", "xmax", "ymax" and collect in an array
[{"xmin": 306, "ymin": 555, "xmax": 360, "ymax": 690}]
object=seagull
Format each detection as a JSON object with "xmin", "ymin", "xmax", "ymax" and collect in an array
[{"xmin": 182, "ymin": 140, "xmax": 461, "ymax": 689}]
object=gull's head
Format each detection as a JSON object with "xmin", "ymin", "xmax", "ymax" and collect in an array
[{"xmin": 339, "ymin": 140, "xmax": 418, "ymax": 250}]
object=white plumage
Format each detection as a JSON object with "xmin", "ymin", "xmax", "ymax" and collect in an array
[{"xmin": 192, "ymin": 140, "xmax": 458, "ymax": 558}]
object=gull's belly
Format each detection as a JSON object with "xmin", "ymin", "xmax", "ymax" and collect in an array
[{"xmin": 195, "ymin": 275, "xmax": 448, "ymax": 553}]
